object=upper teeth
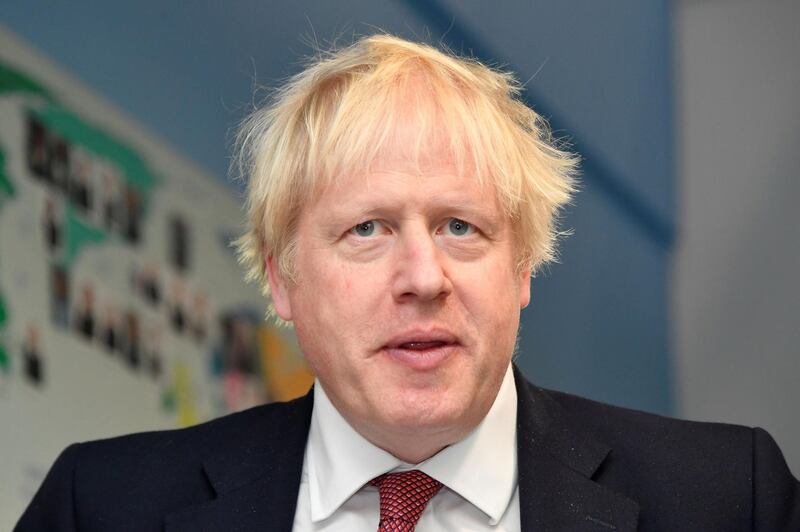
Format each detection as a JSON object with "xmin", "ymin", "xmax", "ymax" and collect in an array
[{"xmin": 403, "ymin": 341, "xmax": 443, "ymax": 349}]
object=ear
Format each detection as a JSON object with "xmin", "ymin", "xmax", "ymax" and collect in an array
[
  {"xmin": 518, "ymin": 267, "xmax": 532, "ymax": 309},
  {"xmin": 265, "ymin": 254, "xmax": 293, "ymax": 321}
]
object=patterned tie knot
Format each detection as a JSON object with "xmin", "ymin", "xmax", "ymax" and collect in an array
[{"xmin": 370, "ymin": 470, "xmax": 443, "ymax": 531}]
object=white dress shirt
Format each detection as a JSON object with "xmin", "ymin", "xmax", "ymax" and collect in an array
[{"xmin": 292, "ymin": 363, "xmax": 521, "ymax": 531}]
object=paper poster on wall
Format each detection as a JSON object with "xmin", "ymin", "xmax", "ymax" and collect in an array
[{"xmin": 0, "ymin": 28, "xmax": 313, "ymax": 528}]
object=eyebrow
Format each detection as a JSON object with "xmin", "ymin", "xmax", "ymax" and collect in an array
[{"xmin": 321, "ymin": 193, "xmax": 503, "ymax": 234}]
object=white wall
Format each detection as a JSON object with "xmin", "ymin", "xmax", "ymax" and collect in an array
[
  {"xmin": 674, "ymin": 0, "xmax": 800, "ymax": 474},
  {"xmin": 0, "ymin": 29, "xmax": 308, "ymax": 528}
]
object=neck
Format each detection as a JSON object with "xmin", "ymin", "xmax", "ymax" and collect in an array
[
  {"xmin": 344, "ymin": 413, "xmax": 482, "ymax": 465},
  {"xmin": 367, "ymin": 430, "xmax": 461, "ymax": 465}
]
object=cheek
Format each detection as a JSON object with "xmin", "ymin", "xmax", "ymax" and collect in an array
[
  {"xmin": 469, "ymin": 261, "xmax": 520, "ymax": 309},
  {"xmin": 295, "ymin": 261, "xmax": 384, "ymax": 339},
  {"xmin": 335, "ymin": 257, "xmax": 387, "ymax": 295},
  {"xmin": 343, "ymin": 274, "xmax": 355, "ymax": 294}
]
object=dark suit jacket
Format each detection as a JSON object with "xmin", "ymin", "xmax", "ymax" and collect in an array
[{"xmin": 16, "ymin": 367, "xmax": 800, "ymax": 531}]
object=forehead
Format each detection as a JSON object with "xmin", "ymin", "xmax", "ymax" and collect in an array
[
  {"xmin": 316, "ymin": 117, "xmax": 491, "ymax": 202},
  {"xmin": 298, "ymin": 79, "xmax": 515, "ymax": 230}
]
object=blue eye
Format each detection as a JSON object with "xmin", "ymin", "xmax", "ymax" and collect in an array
[
  {"xmin": 352, "ymin": 220, "xmax": 377, "ymax": 237},
  {"xmin": 447, "ymin": 218, "xmax": 472, "ymax": 236}
]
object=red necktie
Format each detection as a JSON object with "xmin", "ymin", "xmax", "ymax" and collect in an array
[{"xmin": 370, "ymin": 470, "xmax": 443, "ymax": 531}]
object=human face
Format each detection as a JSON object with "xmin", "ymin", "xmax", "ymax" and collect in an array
[{"xmin": 267, "ymin": 157, "xmax": 531, "ymax": 461}]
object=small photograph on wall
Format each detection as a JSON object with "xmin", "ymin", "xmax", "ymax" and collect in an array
[
  {"xmin": 21, "ymin": 323, "xmax": 44, "ymax": 387},
  {"xmin": 168, "ymin": 276, "xmax": 187, "ymax": 334},
  {"xmin": 99, "ymin": 301, "xmax": 120, "ymax": 354},
  {"xmin": 143, "ymin": 320, "xmax": 163, "ymax": 380},
  {"xmin": 49, "ymin": 264, "xmax": 70, "ymax": 328},
  {"xmin": 133, "ymin": 260, "xmax": 162, "ymax": 307},
  {"xmin": 123, "ymin": 310, "xmax": 141, "ymax": 370},
  {"xmin": 190, "ymin": 291, "xmax": 208, "ymax": 343},
  {"xmin": 122, "ymin": 185, "xmax": 142, "ymax": 244},
  {"xmin": 26, "ymin": 115, "xmax": 50, "ymax": 181},
  {"xmin": 169, "ymin": 214, "xmax": 191, "ymax": 272},
  {"xmin": 100, "ymin": 163, "xmax": 121, "ymax": 231},
  {"xmin": 41, "ymin": 195, "xmax": 63, "ymax": 254},
  {"xmin": 72, "ymin": 281, "xmax": 96, "ymax": 341},
  {"xmin": 68, "ymin": 148, "xmax": 94, "ymax": 217},
  {"xmin": 51, "ymin": 136, "xmax": 70, "ymax": 193}
]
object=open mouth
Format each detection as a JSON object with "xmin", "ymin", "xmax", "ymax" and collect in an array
[
  {"xmin": 383, "ymin": 332, "xmax": 459, "ymax": 369},
  {"xmin": 397, "ymin": 341, "xmax": 449, "ymax": 350}
]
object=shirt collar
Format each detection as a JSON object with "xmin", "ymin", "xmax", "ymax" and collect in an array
[{"xmin": 306, "ymin": 363, "xmax": 518, "ymax": 525}]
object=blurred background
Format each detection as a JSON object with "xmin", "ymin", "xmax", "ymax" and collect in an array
[{"xmin": 0, "ymin": 0, "xmax": 797, "ymax": 525}]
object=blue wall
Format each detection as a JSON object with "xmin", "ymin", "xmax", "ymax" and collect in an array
[{"xmin": 1, "ymin": 0, "xmax": 673, "ymax": 413}]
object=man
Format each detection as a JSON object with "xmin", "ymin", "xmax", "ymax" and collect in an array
[{"xmin": 17, "ymin": 35, "xmax": 799, "ymax": 531}]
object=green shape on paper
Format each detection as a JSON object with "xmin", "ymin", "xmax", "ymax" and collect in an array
[
  {"xmin": 0, "ymin": 338, "xmax": 8, "ymax": 374},
  {"xmin": 28, "ymin": 102, "xmax": 161, "ymax": 242},
  {"xmin": 0, "ymin": 149, "xmax": 12, "ymax": 373},
  {"xmin": 0, "ymin": 61, "xmax": 53, "ymax": 100},
  {"xmin": 0, "ymin": 292, "xmax": 7, "ymax": 326},
  {"xmin": 161, "ymin": 387, "xmax": 177, "ymax": 413},
  {"xmin": 2, "ymin": 61, "xmax": 160, "ymax": 200},
  {"xmin": 0, "ymin": 149, "xmax": 15, "ymax": 200},
  {"xmin": 0, "ymin": 294, "xmax": 8, "ymax": 374},
  {"xmin": 28, "ymin": 103, "xmax": 160, "ymax": 192},
  {"xmin": 63, "ymin": 203, "xmax": 108, "ymax": 267}
]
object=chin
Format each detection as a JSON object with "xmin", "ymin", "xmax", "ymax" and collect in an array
[{"xmin": 380, "ymin": 393, "xmax": 470, "ymax": 433}]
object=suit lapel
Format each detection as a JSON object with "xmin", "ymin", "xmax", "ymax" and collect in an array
[
  {"xmin": 163, "ymin": 371, "xmax": 639, "ymax": 531},
  {"xmin": 165, "ymin": 389, "xmax": 314, "ymax": 532},
  {"xmin": 514, "ymin": 366, "xmax": 639, "ymax": 531}
]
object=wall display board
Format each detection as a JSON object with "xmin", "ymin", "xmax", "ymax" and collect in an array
[{"xmin": 0, "ymin": 28, "xmax": 313, "ymax": 527}]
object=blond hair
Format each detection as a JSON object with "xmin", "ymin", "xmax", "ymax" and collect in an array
[{"xmin": 234, "ymin": 34, "xmax": 577, "ymax": 298}]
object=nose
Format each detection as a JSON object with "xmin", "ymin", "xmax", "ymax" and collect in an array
[{"xmin": 391, "ymin": 228, "xmax": 452, "ymax": 302}]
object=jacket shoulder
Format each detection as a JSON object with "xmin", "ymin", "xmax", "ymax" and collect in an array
[
  {"xmin": 538, "ymin": 384, "xmax": 799, "ymax": 529},
  {"xmin": 544, "ymin": 385, "xmax": 753, "ymax": 453},
  {"xmin": 78, "ymin": 393, "xmax": 309, "ymax": 460},
  {"xmin": 75, "ymin": 393, "xmax": 311, "ymax": 491},
  {"xmin": 16, "ymin": 393, "xmax": 312, "ymax": 531}
]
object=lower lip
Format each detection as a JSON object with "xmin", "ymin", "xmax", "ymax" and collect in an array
[{"xmin": 382, "ymin": 343, "xmax": 457, "ymax": 371}]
